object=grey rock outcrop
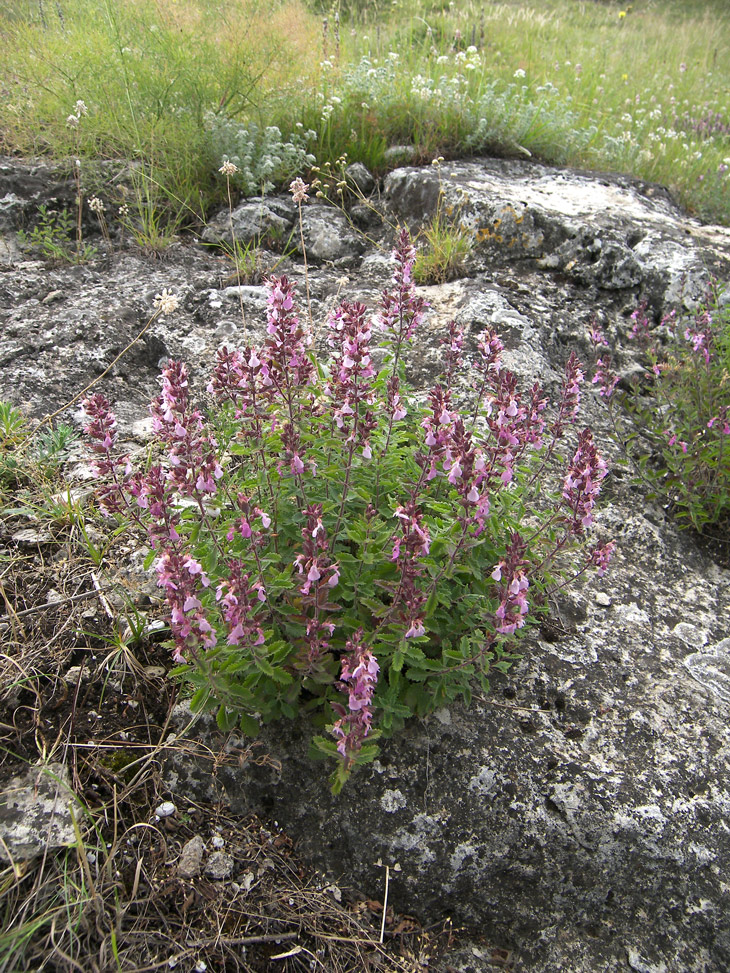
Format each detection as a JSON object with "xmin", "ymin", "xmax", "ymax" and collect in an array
[
  {"xmin": 201, "ymin": 194, "xmax": 365, "ymax": 264},
  {"xmin": 201, "ymin": 195, "xmax": 296, "ymax": 249},
  {"xmin": 384, "ymin": 159, "xmax": 730, "ymax": 306},
  {"xmin": 1, "ymin": 155, "xmax": 729, "ymax": 971}
]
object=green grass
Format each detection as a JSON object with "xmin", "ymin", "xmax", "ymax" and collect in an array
[{"xmin": 1, "ymin": 0, "xmax": 729, "ymax": 228}]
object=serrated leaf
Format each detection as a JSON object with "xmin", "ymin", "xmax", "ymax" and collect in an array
[
  {"xmin": 190, "ymin": 688, "xmax": 210, "ymax": 712},
  {"xmin": 216, "ymin": 705, "xmax": 237, "ymax": 732},
  {"xmin": 360, "ymin": 596, "xmax": 388, "ymax": 618},
  {"xmin": 239, "ymin": 712, "xmax": 260, "ymax": 736}
]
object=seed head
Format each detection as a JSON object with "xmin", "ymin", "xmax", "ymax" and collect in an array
[
  {"xmin": 289, "ymin": 177, "xmax": 310, "ymax": 204},
  {"xmin": 154, "ymin": 289, "xmax": 180, "ymax": 317},
  {"xmin": 218, "ymin": 160, "xmax": 239, "ymax": 177}
]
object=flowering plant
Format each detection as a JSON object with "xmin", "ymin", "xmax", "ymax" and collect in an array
[
  {"xmin": 84, "ymin": 230, "xmax": 612, "ymax": 792},
  {"xmin": 591, "ymin": 285, "xmax": 729, "ymax": 537}
]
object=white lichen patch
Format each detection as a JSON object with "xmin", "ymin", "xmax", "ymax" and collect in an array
[
  {"xmin": 380, "ymin": 789, "xmax": 407, "ymax": 813},
  {"xmin": 683, "ymin": 638, "xmax": 730, "ymax": 704},
  {"xmin": 468, "ymin": 766, "xmax": 499, "ymax": 797}
]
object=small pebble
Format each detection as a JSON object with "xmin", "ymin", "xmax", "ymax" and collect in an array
[
  {"xmin": 594, "ymin": 592, "xmax": 612, "ymax": 607},
  {"xmin": 211, "ymin": 834, "xmax": 225, "ymax": 849},
  {"xmin": 205, "ymin": 851, "xmax": 234, "ymax": 880},
  {"xmin": 64, "ymin": 666, "xmax": 90, "ymax": 684},
  {"xmin": 155, "ymin": 801, "xmax": 177, "ymax": 819},
  {"xmin": 177, "ymin": 835, "xmax": 205, "ymax": 879}
]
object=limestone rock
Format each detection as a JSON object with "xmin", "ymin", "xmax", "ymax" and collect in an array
[
  {"xmin": 298, "ymin": 206, "xmax": 365, "ymax": 264},
  {"xmin": 0, "ymin": 763, "xmax": 76, "ymax": 863},
  {"xmin": 384, "ymin": 158, "xmax": 730, "ymax": 305},
  {"xmin": 201, "ymin": 195, "xmax": 295, "ymax": 248},
  {"xmin": 344, "ymin": 162, "xmax": 376, "ymax": 195},
  {"xmin": 204, "ymin": 850, "xmax": 234, "ymax": 880}
]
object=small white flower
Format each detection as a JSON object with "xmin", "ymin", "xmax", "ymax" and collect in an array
[
  {"xmin": 66, "ymin": 114, "xmax": 79, "ymax": 129},
  {"xmin": 154, "ymin": 289, "xmax": 180, "ymax": 316},
  {"xmin": 74, "ymin": 100, "xmax": 88, "ymax": 117},
  {"xmin": 218, "ymin": 159, "xmax": 239, "ymax": 177},
  {"xmin": 514, "ymin": 68, "xmax": 526, "ymax": 79},
  {"xmin": 88, "ymin": 196, "xmax": 105, "ymax": 214}
]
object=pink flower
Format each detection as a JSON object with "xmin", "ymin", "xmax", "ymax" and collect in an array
[
  {"xmin": 405, "ymin": 619, "xmax": 426, "ymax": 638},
  {"xmin": 562, "ymin": 430, "xmax": 608, "ymax": 534},
  {"xmin": 331, "ymin": 631, "xmax": 379, "ymax": 765}
]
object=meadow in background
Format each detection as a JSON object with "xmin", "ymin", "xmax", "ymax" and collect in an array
[{"xmin": 1, "ymin": 0, "xmax": 729, "ymax": 227}]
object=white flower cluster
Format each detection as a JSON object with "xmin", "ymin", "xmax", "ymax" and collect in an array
[
  {"xmin": 218, "ymin": 160, "xmax": 239, "ymax": 177},
  {"xmin": 66, "ymin": 99, "xmax": 88, "ymax": 130},
  {"xmin": 154, "ymin": 289, "xmax": 180, "ymax": 316}
]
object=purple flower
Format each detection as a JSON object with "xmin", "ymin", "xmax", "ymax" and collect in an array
[
  {"xmin": 440, "ymin": 320, "xmax": 464, "ymax": 389},
  {"xmin": 562, "ymin": 429, "xmax": 608, "ymax": 533},
  {"xmin": 151, "ymin": 360, "xmax": 222, "ymax": 498},
  {"xmin": 262, "ymin": 274, "xmax": 314, "ymax": 395},
  {"xmin": 81, "ymin": 393, "xmax": 128, "ymax": 514},
  {"xmin": 377, "ymin": 229, "xmax": 427, "ymax": 345},
  {"xmin": 629, "ymin": 302, "xmax": 652, "ymax": 347},
  {"xmin": 591, "ymin": 357, "xmax": 620, "ymax": 399},
  {"xmin": 552, "ymin": 352, "xmax": 584, "ymax": 436},
  {"xmin": 216, "ymin": 560, "xmax": 266, "ymax": 647},
  {"xmin": 588, "ymin": 540, "xmax": 615, "ymax": 576},
  {"xmin": 331, "ymin": 630, "xmax": 379, "ymax": 766},
  {"xmin": 157, "ymin": 550, "xmax": 218, "ymax": 660},
  {"xmin": 491, "ymin": 534, "xmax": 530, "ymax": 636}
]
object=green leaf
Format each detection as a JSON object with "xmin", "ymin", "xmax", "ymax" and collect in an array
[
  {"xmin": 190, "ymin": 688, "xmax": 211, "ymax": 712},
  {"xmin": 239, "ymin": 712, "xmax": 260, "ymax": 736},
  {"xmin": 254, "ymin": 657, "xmax": 279, "ymax": 678},
  {"xmin": 310, "ymin": 735, "xmax": 339, "ymax": 759},
  {"xmin": 216, "ymin": 705, "xmax": 237, "ymax": 732},
  {"xmin": 360, "ymin": 596, "xmax": 388, "ymax": 618},
  {"xmin": 425, "ymin": 589, "xmax": 439, "ymax": 617}
]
